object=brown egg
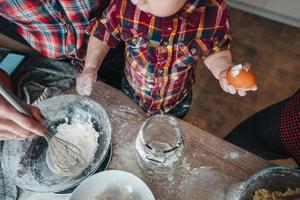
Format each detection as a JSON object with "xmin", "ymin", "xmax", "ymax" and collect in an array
[{"xmin": 226, "ymin": 64, "xmax": 256, "ymax": 90}]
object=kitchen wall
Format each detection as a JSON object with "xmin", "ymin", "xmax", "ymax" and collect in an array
[{"xmin": 228, "ymin": 0, "xmax": 300, "ymax": 28}]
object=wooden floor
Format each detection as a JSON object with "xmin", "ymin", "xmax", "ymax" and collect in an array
[{"xmin": 184, "ymin": 8, "xmax": 300, "ymax": 138}]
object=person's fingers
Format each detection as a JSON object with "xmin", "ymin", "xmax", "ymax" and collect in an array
[
  {"xmin": 0, "ymin": 96, "xmax": 45, "ymax": 138},
  {"xmin": 4, "ymin": 106, "xmax": 46, "ymax": 136},
  {"xmin": 76, "ymin": 72, "xmax": 96, "ymax": 96},
  {"xmin": 227, "ymin": 85, "xmax": 237, "ymax": 94},
  {"xmin": 76, "ymin": 77, "xmax": 83, "ymax": 95},
  {"xmin": 29, "ymin": 105, "xmax": 45, "ymax": 124},
  {"xmin": 242, "ymin": 62, "xmax": 251, "ymax": 71},
  {"xmin": 0, "ymin": 130, "xmax": 26, "ymax": 140},
  {"xmin": 220, "ymin": 77, "xmax": 229, "ymax": 93},
  {"xmin": 0, "ymin": 130, "xmax": 17, "ymax": 139},
  {"xmin": 237, "ymin": 90, "xmax": 246, "ymax": 97},
  {"xmin": 251, "ymin": 85, "xmax": 258, "ymax": 91},
  {"xmin": 0, "ymin": 136, "xmax": 19, "ymax": 141},
  {"xmin": 219, "ymin": 71, "xmax": 238, "ymax": 95},
  {"xmin": 0, "ymin": 119, "xmax": 34, "ymax": 138},
  {"xmin": 14, "ymin": 134, "xmax": 27, "ymax": 140},
  {"xmin": 76, "ymin": 78, "xmax": 92, "ymax": 95}
]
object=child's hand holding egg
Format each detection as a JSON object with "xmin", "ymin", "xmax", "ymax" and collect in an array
[{"xmin": 219, "ymin": 63, "xmax": 257, "ymax": 96}]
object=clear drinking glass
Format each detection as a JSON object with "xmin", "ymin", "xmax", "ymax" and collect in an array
[{"xmin": 135, "ymin": 114, "xmax": 184, "ymax": 179}]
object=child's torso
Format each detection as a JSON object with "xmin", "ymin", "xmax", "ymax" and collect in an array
[{"xmin": 117, "ymin": 0, "xmax": 229, "ymax": 114}]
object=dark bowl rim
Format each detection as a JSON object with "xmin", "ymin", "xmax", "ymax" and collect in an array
[{"xmin": 240, "ymin": 166, "xmax": 300, "ymax": 198}]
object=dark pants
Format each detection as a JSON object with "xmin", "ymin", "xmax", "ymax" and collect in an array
[
  {"xmin": 97, "ymin": 42, "xmax": 126, "ymax": 90},
  {"xmin": 121, "ymin": 77, "xmax": 192, "ymax": 118},
  {"xmin": 224, "ymin": 98, "xmax": 290, "ymax": 160}
]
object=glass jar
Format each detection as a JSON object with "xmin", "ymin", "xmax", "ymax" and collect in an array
[{"xmin": 135, "ymin": 114, "xmax": 184, "ymax": 179}]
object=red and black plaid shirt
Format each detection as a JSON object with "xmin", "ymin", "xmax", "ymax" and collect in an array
[
  {"xmin": 87, "ymin": 0, "xmax": 231, "ymax": 115},
  {"xmin": 0, "ymin": 0, "xmax": 102, "ymax": 63},
  {"xmin": 279, "ymin": 89, "xmax": 300, "ymax": 165}
]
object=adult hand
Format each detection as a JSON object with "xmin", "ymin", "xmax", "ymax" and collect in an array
[
  {"xmin": 0, "ymin": 97, "xmax": 46, "ymax": 140},
  {"xmin": 76, "ymin": 67, "xmax": 97, "ymax": 96},
  {"xmin": 218, "ymin": 65, "xmax": 258, "ymax": 97}
]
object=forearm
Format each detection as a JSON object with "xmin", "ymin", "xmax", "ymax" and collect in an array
[
  {"xmin": 84, "ymin": 35, "xmax": 110, "ymax": 71},
  {"xmin": 76, "ymin": 35, "xmax": 110, "ymax": 96},
  {"xmin": 203, "ymin": 50, "xmax": 233, "ymax": 80}
]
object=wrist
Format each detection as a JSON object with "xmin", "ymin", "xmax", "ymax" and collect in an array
[
  {"xmin": 82, "ymin": 66, "xmax": 98, "ymax": 74},
  {"xmin": 204, "ymin": 50, "xmax": 233, "ymax": 80}
]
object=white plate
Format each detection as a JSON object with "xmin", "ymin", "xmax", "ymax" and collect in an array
[{"xmin": 70, "ymin": 170, "xmax": 155, "ymax": 200}]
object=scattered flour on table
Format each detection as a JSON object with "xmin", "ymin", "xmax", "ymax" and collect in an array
[
  {"xmin": 178, "ymin": 166, "xmax": 238, "ymax": 200},
  {"xmin": 46, "ymin": 122, "xmax": 99, "ymax": 176},
  {"xmin": 108, "ymin": 114, "xmax": 143, "ymax": 177},
  {"xmin": 223, "ymin": 151, "xmax": 240, "ymax": 160},
  {"xmin": 106, "ymin": 104, "xmax": 241, "ymax": 200},
  {"xmin": 110, "ymin": 143, "xmax": 143, "ymax": 177},
  {"xmin": 223, "ymin": 150, "xmax": 250, "ymax": 160}
]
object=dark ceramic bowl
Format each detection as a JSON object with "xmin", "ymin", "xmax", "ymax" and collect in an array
[{"xmin": 240, "ymin": 167, "xmax": 300, "ymax": 199}]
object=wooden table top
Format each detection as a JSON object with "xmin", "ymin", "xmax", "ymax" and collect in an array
[
  {"xmin": 0, "ymin": 48, "xmax": 273, "ymax": 199},
  {"xmin": 79, "ymin": 81, "xmax": 273, "ymax": 200}
]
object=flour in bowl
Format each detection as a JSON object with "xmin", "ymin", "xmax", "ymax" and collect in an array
[
  {"xmin": 46, "ymin": 121, "xmax": 99, "ymax": 176},
  {"xmin": 91, "ymin": 186, "xmax": 137, "ymax": 200}
]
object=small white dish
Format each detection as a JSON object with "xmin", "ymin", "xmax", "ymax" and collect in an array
[{"xmin": 70, "ymin": 170, "xmax": 155, "ymax": 200}]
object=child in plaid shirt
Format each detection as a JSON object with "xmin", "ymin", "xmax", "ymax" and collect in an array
[{"xmin": 76, "ymin": 0, "xmax": 257, "ymax": 117}]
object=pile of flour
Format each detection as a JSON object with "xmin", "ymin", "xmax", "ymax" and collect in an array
[
  {"xmin": 46, "ymin": 121, "xmax": 99, "ymax": 176},
  {"xmin": 91, "ymin": 186, "xmax": 137, "ymax": 200}
]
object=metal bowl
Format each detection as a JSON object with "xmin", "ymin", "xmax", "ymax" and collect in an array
[
  {"xmin": 1, "ymin": 94, "xmax": 112, "ymax": 193},
  {"xmin": 238, "ymin": 167, "xmax": 300, "ymax": 199}
]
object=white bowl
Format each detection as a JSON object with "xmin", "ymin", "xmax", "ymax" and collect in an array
[{"xmin": 70, "ymin": 170, "xmax": 155, "ymax": 200}]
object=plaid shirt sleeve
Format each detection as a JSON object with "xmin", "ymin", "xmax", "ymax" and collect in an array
[
  {"xmin": 209, "ymin": 0, "xmax": 231, "ymax": 55},
  {"xmin": 86, "ymin": 0, "xmax": 121, "ymax": 48}
]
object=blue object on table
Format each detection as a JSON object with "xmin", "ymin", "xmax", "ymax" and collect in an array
[{"xmin": 0, "ymin": 53, "xmax": 25, "ymax": 75}]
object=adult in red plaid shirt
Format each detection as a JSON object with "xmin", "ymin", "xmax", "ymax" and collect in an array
[
  {"xmin": 0, "ymin": 0, "xmax": 103, "ymax": 61},
  {"xmin": 0, "ymin": 0, "xmax": 106, "ymax": 140},
  {"xmin": 76, "ymin": 0, "xmax": 257, "ymax": 117}
]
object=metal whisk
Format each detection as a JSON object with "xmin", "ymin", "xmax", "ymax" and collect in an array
[
  {"xmin": 0, "ymin": 82, "xmax": 86, "ymax": 173},
  {"xmin": 44, "ymin": 124, "xmax": 87, "ymax": 173}
]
